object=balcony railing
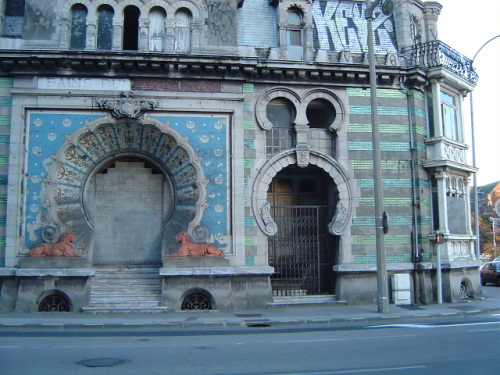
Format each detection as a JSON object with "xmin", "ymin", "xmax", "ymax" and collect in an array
[{"xmin": 406, "ymin": 41, "xmax": 478, "ymax": 85}]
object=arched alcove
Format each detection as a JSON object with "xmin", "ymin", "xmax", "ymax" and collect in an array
[{"xmin": 40, "ymin": 117, "xmax": 207, "ymax": 260}]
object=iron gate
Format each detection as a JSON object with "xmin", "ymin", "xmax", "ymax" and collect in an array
[{"xmin": 268, "ymin": 206, "xmax": 321, "ymax": 296}]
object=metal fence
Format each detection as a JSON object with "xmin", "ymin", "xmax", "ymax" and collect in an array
[
  {"xmin": 268, "ymin": 206, "xmax": 321, "ymax": 296},
  {"xmin": 405, "ymin": 41, "xmax": 478, "ymax": 85}
]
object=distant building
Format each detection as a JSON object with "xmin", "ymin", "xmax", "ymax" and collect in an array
[
  {"xmin": 477, "ymin": 181, "xmax": 500, "ymax": 218},
  {"xmin": 0, "ymin": 0, "xmax": 481, "ymax": 313}
]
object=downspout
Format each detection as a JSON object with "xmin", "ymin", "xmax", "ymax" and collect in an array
[{"xmin": 400, "ymin": 78, "xmax": 421, "ymax": 305}]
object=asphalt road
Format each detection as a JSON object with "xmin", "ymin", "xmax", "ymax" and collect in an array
[{"xmin": 2, "ymin": 312, "xmax": 500, "ymax": 375}]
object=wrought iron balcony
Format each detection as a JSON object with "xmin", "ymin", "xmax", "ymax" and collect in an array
[{"xmin": 406, "ymin": 41, "xmax": 478, "ymax": 85}]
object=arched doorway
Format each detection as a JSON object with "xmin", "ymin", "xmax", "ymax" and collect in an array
[
  {"xmin": 89, "ymin": 157, "xmax": 173, "ymax": 266},
  {"xmin": 267, "ymin": 165, "xmax": 339, "ymax": 296}
]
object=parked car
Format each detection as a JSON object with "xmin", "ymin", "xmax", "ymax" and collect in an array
[{"xmin": 480, "ymin": 262, "xmax": 500, "ymax": 286}]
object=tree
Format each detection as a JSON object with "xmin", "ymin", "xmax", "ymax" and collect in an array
[{"xmin": 478, "ymin": 214, "xmax": 500, "ymax": 260}]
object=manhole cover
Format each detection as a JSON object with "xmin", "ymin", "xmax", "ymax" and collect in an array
[{"xmin": 77, "ymin": 358, "xmax": 128, "ymax": 368}]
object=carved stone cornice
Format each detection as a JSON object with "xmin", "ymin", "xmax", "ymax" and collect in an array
[{"xmin": 0, "ymin": 51, "xmax": 405, "ymax": 88}]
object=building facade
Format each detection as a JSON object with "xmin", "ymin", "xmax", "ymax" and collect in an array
[
  {"xmin": 0, "ymin": 0, "xmax": 480, "ymax": 312},
  {"xmin": 478, "ymin": 181, "xmax": 500, "ymax": 218}
]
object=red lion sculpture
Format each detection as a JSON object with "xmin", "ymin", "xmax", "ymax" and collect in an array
[
  {"xmin": 28, "ymin": 232, "xmax": 79, "ymax": 257},
  {"xmin": 166, "ymin": 231, "xmax": 223, "ymax": 257}
]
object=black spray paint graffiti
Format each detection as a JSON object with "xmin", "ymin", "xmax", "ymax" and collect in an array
[
  {"xmin": 312, "ymin": 1, "xmax": 397, "ymax": 54},
  {"xmin": 204, "ymin": 0, "xmax": 236, "ymax": 44}
]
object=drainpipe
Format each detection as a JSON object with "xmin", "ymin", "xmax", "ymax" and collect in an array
[{"xmin": 401, "ymin": 79, "xmax": 421, "ymax": 305}]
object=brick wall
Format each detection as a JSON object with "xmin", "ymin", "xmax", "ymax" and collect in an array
[
  {"xmin": 132, "ymin": 79, "xmax": 220, "ymax": 93},
  {"xmin": 93, "ymin": 161, "xmax": 164, "ymax": 266}
]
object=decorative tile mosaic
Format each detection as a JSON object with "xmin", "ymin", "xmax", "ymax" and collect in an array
[{"xmin": 24, "ymin": 112, "xmax": 229, "ymax": 251}]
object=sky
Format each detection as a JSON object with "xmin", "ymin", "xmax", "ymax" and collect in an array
[{"xmin": 435, "ymin": 0, "xmax": 500, "ymax": 186}]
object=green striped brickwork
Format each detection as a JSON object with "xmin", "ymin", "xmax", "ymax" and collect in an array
[
  {"xmin": 346, "ymin": 88, "xmax": 406, "ymax": 98},
  {"xmin": 348, "ymin": 88, "xmax": 431, "ymax": 265},
  {"xmin": 0, "ymin": 78, "xmax": 12, "ymax": 266},
  {"xmin": 354, "ymin": 252, "xmax": 431, "ymax": 264},
  {"xmin": 349, "ymin": 141, "xmax": 425, "ymax": 153},
  {"xmin": 243, "ymin": 83, "xmax": 257, "ymax": 264},
  {"xmin": 349, "ymin": 123, "xmax": 408, "ymax": 133},
  {"xmin": 355, "ymin": 254, "xmax": 412, "ymax": 264},
  {"xmin": 353, "ymin": 234, "xmax": 412, "ymax": 245},
  {"xmin": 352, "ymin": 160, "xmax": 412, "ymax": 170},
  {"xmin": 353, "ymin": 216, "xmax": 431, "ymax": 226}
]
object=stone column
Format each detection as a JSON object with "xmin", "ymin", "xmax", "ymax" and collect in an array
[
  {"xmin": 463, "ymin": 177, "xmax": 473, "ymax": 236},
  {"xmin": 85, "ymin": 23, "xmax": 96, "ymax": 50},
  {"xmin": 435, "ymin": 170, "xmax": 449, "ymax": 235},
  {"xmin": 138, "ymin": 18, "xmax": 149, "ymax": 52},
  {"xmin": 393, "ymin": 0, "xmax": 415, "ymax": 51},
  {"xmin": 295, "ymin": 123, "xmax": 309, "ymax": 168},
  {"xmin": 112, "ymin": 22, "xmax": 121, "ymax": 50},
  {"xmin": 423, "ymin": 1, "xmax": 442, "ymax": 42},
  {"xmin": 430, "ymin": 78, "xmax": 443, "ymax": 137}
]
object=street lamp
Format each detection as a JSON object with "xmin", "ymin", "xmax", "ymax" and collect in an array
[
  {"xmin": 365, "ymin": 0, "xmax": 394, "ymax": 314},
  {"xmin": 470, "ymin": 35, "xmax": 500, "ymax": 261}
]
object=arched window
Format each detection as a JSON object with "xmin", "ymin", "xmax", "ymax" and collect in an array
[
  {"xmin": 306, "ymin": 99, "xmax": 336, "ymax": 129},
  {"xmin": 306, "ymin": 98, "xmax": 337, "ymax": 157},
  {"xmin": 149, "ymin": 7, "xmax": 166, "ymax": 52},
  {"xmin": 123, "ymin": 5, "xmax": 140, "ymax": 50},
  {"xmin": 286, "ymin": 8, "xmax": 303, "ymax": 60},
  {"xmin": 70, "ymin": 4, "xmax": 88, "ymax": 50},
  {"xmin": 97, "ymin": 5, "xmax": 114, "ymax": 50},
  {"xmin": 266, "ymin": 98, "xmax": 296, "ymax": 155},
  {"xmin": 174, "ymin": 8, "xmax": 192, "ymax": 53},
  {"xmin": 266, "ymin": 98, "xmax": 296, "ymax": 128}
]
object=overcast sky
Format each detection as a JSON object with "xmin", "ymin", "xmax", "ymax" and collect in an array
[{"xmin": 434, "ymin": 0, "xmax": 500, "ymax": 186}]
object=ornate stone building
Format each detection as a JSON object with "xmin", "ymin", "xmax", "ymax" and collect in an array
[{"xmin": 0, "ymin": 0, "xmax": 480, "ymax": 312}]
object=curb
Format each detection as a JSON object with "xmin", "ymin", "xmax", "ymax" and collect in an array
[{"xmin": 1, "ymin": 307, "xmax": 499, "ymax": 330}]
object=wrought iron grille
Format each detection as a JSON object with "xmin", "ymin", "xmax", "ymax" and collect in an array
[
  {"xmin": 181, "ymin": 293, "xmax": 212, "ymax": 310},
  {"xmin": 38, "ymin": 294, "xmax": 70, "ymax": 312},
  {"xmin": 405, "ymin": 41, "xmax": 478, "ymax": 85},
  {"xmin": 268, "ymin": 206, "xmax": 321, "ymax": 296}
]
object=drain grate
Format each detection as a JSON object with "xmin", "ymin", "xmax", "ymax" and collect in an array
[
  {"xmin": 235, "ymin": 313, "xmax": 263, "ymax": 318},
  {"xmin": 77, "ymin": 358, "xmax": 128, "ymax": 368},
  {"xmin": 245, "ymin": 319, "xmax": 272, "ymax": 328}
]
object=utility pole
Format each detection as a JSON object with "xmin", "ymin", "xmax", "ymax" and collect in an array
[{"xmin": 365, "ymin": 0, "xmax": 394, "ymax": 314}]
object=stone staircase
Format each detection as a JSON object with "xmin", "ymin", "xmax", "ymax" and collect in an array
[{"xmin": 82, "ymin": 267, "xmax": 166, "ymax": 313}]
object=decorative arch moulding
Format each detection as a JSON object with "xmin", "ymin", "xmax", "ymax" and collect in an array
[
  {"xmin": 252, "ymin": 149, "xmax": 354, "ymax": 237},
  {"xmin": 255, "ymin": 87, "xmax": 347, "ymax": 132},
  {"xmin": 23, "ymin": 111, "xmax": 230, "ymax": 257}
]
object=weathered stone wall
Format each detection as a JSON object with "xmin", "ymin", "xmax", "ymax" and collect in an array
[{"xmin": 93, "ymin": 162, "xmax": 164, "ymax": 266}]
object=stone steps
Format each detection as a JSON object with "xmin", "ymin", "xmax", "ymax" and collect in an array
[{"xmin": 82, "ymin": 267, "xmax": 166, "ymax": 313}]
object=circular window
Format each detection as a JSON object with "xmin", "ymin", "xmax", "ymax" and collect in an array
[
  {"xmin": 266, "ymin": 98, "xmax": 296, "ymax": 128},
  {"xmin": 38, "ymin": 294, "xmax": 70, "ymax": 312},
  {"xmin": 306, "ymin": 99, "xmax": 336, "ymax": 129},
  {"xmin": 181, "ymin": 293, "xmax": 212, "ymax": 310},
  {"xmin": 286, "ymin": 9, "xmax": 302, "ymax": 25}
]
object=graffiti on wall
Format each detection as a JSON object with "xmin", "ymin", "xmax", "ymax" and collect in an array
[
  {"xmin": 312, "ymin": 0, "xmax": 397, "ymax": 54},
  {"xmin": 23, "ymin": 0, "xmax": 56, "ymax": 40},
  {"xmin": 203, "ymin": 0, "xmax": 236, "ymax": 45}
]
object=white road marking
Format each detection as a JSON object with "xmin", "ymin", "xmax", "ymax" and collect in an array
[
  {"xmin": 371, "ymin": 321, "xmax": 500, "ymax": 329},
  {"xmin": 276, "ymin": 334, "xmax": 415, "ymax": 343},
  {"xmin": 251, "ymin": 366, "xmax": 426, "ymax": 374}
]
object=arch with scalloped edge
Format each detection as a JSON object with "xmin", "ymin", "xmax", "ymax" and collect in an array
[{"xmin": 252, "ymin": 149, "xmax": 353, "ymax": 236}]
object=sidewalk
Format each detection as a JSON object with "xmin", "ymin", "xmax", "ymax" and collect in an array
[{"xmin": 1, "ymin": 296, "xmax": 500, "ymax": 330}]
